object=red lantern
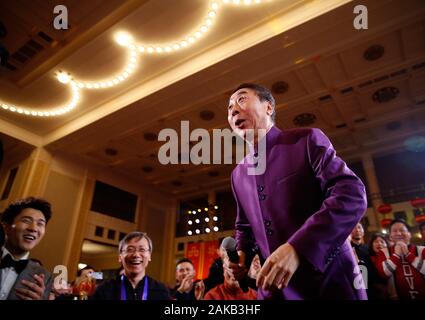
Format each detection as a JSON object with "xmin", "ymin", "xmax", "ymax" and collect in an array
[
  {"xmin": 377, "ymin": 204, "xmax": 392, "ymax": 215},
  {"xmin": 380, "ymin": 218, "xmax": 392, "ymax": 228},
  {"xmin": 415, "ymin": 215, "xmax": 425, "ymax": 224},
  {"xmin": 410, "ymin": 198, "xmax": 425, "ymax": 208}
]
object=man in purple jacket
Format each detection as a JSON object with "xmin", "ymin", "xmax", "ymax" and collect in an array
[{"xmin": 226, "ymin": 83, "xmax": 367, "ymax": 300}]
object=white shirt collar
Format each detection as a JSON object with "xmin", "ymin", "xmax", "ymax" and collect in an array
[{"xmin": 1, "ymin": 246, "xmax": 30, "ymax": 261}]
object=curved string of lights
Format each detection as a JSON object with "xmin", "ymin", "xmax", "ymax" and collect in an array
[{"xmin": 0, "ymin": 0, "xmax": 270, "ymax": 117}]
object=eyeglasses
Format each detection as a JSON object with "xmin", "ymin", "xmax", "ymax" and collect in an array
[{"xmin": 121, "ymin": 247, "xmax": 150, "ymax": 255}]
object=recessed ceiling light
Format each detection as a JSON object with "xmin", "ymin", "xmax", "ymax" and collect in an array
[
  {"xmin": 271, "ymin": 81, "xmax": 289, "ymax": 94},
  {"xmin": 372, "ymin": 87, "xmax": 399, "ymax": 103},
  {"xmin": 293, "ymin": 113, "xmax": 316, "ymax": 127},
  {"xmin": 144, "ymin": 132, "xmax": 157, "ymax": 141},
  {"xmin": 104, "ymin": 148, "xmax": 118, "ymax": 156},
  {"xmin": 200, "ymin": 110, "xmax": 215, "ymax": 121},
  {"xmin": 363, "ymin": 44, "xmax": 385, "ymax": 61}
]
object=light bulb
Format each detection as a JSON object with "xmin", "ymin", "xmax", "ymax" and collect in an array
[
  {"xmin": 56, "ymin": 71, "xmax": 71, "ymax": 84},
  {"xmin": 115, "ymin": 32, "xmax": 134, "ymax": 46}
]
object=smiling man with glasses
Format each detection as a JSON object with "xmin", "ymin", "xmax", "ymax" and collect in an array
[{"xmin": 92, "ymin": 231, "xmax": 170, "ymax": 300}]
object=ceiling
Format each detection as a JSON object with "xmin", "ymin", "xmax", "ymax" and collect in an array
[{"xmin": 1, "ymin": 0, "xmax": 425, "ymax": 198}]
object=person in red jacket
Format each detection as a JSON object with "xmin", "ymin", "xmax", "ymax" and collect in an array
[{"xmin": 375, "ymin": 219, "xmax": 425, "ymax": 299}]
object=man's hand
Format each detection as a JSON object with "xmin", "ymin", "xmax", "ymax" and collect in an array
[
  {"xmin": 177, "ymin": 274, "xmax": 194, "ymax": 293},
  {"xmin": 194, "ymin": 280, "xmax": 205, "ymax": 300},
  {"xmin": 256, "ymin": 243, "xmax": 300, "ymax": 291},
  {"xmin": 394, "ymin": 241, "xmax": 408, "ymax": 257},
  {"xmin": 15, "ymin": 274, "xmax": 46, "ymax": 300},
  {"xmin": 223, "ymin": 250, "xmax": 247, "ymax": 281}
]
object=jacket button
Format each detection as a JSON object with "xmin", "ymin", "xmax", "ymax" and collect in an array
[
  {"xmin": 263, "ymin": 219, "xmax": 271, "ymax": 227},
  {"xmin": 257, "ymin": 185, "xmax": 264, "ymax": 192},
  {"xmin": 266, "ymin": 229, "xmax": 274, "ymax": 236},
  {"xmin": 259, "ymin": 194, "xmax": 266, "ymax": 201}
]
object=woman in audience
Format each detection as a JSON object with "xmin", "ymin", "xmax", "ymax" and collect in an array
[{"xmin": 369, "ymin": 233, "xmax": 397, "ymax": 299}]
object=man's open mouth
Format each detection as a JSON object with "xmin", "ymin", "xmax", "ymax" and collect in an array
[
  {"xmin": 235, "ymin": 119, "xmax": 245, "ymax": 127},
  {"xmin": 23, "ymin": 235, "xmax": 36, "ymax": 241}
]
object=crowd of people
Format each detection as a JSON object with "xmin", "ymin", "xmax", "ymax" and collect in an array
[
  {"xmin": 0, "ymin": 196, "xmax": 423, "ymax": 300},
  {"xmin": 1, "ymin": 84, "xmax": 424, "ymax": 300},
  {"xmin": 350, "ymin": 221, "xmax": 425, "ymax": 300}
]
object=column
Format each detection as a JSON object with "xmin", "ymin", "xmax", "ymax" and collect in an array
[{"xmin": 361, "ymin": 153, "xmax": 382, "ymax": 230}]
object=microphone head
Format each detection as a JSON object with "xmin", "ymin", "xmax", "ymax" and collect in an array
[{"xmin": 221, "ymin": 236, "xmax": 236, "ymax": 251}]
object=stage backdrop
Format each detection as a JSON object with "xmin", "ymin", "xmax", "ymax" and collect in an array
[{"xmin": 185, "ymin": 240, "xmax": 219, "ymax": 280}]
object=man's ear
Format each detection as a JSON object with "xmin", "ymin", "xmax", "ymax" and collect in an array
[{"xmin": 266, "ymin": 102, "xmax": 274, "ymax": 117}]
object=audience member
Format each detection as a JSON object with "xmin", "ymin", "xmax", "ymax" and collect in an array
[
  {"xmin": 375, "ymin": 219, "xmax": 425, "ymax": 299},
  {"xmin": 0, "ymin": 197, "xmax": 53, "ymax": 300},
  {"xmin": 204, "ymin": 255, "xmax": 257, "ymax": 300},
  {"xmin": 92, "ymin": 231, "xmax": 170, "ymax": 300},
  {"xmin": 368, "ymin": 233, "xmax": 397, "ymax": 299},
  {"xmin": 170, "ymin": 258, "xmax": 204, "ymax": 300}
]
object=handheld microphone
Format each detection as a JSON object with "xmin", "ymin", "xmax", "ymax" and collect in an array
[{"xmin": 221, "ymin": 236, "xmax": 249, "ymax": 293}]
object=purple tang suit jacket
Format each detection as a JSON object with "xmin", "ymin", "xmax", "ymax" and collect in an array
[{"xmin": 231, "ymin": 126, "xmax": 368, "ymax": 300}]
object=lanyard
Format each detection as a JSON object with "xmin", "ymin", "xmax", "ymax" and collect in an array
[{"xmin": 120, "ymin": 275, "xmax": 148, "ymax": 300}]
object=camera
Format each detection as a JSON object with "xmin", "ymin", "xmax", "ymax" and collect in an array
[{"xmin": 91, "ymin": 272, "xmax": 103, "ymax": 280}]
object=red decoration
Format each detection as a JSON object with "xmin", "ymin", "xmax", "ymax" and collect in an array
[
  {"xmin": 377, "ymin": 204, "xmax": 392, "ymax": 215},
  {"xmin": 185, "ymin": 240, "xmax": 219, "ymax": 280},
  {"xmin": 410, "ymin": 198, "xmax": 425, "ymax": 208},
  {"xmin": 415, "ymin": 215, "xmax": 425, "ymax": 224},
  {"xmin": 380, "ymin": 218, "xmax": 392, "ymax": 228}
]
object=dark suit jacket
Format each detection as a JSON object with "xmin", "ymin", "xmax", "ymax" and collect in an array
[
  {"xmin": 232, "ymin": 126, "xmax": 368, "ymax": 300},
  {"xmin": 6, "ymin": 260, "xmax": 53, "ymax": 300},
  {"xmin": 92, "ymin": 275, "xmax": 170, "ymax": 300}
]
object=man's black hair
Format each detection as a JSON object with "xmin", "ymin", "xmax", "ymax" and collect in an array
[
  {"xmin": 1, "ymin": 197, "xmax": 52, "ymax": 224},
  {"xmin": 176, "ymin": 258, "xmax": 193, "ymax": 266},
  {"xmin": 232, "ymin": 83, "xmax": 276, "ymax": 122},
  {"xmin": 389, "ymin": 219, "xmax": 411, "ymax": 232}
]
